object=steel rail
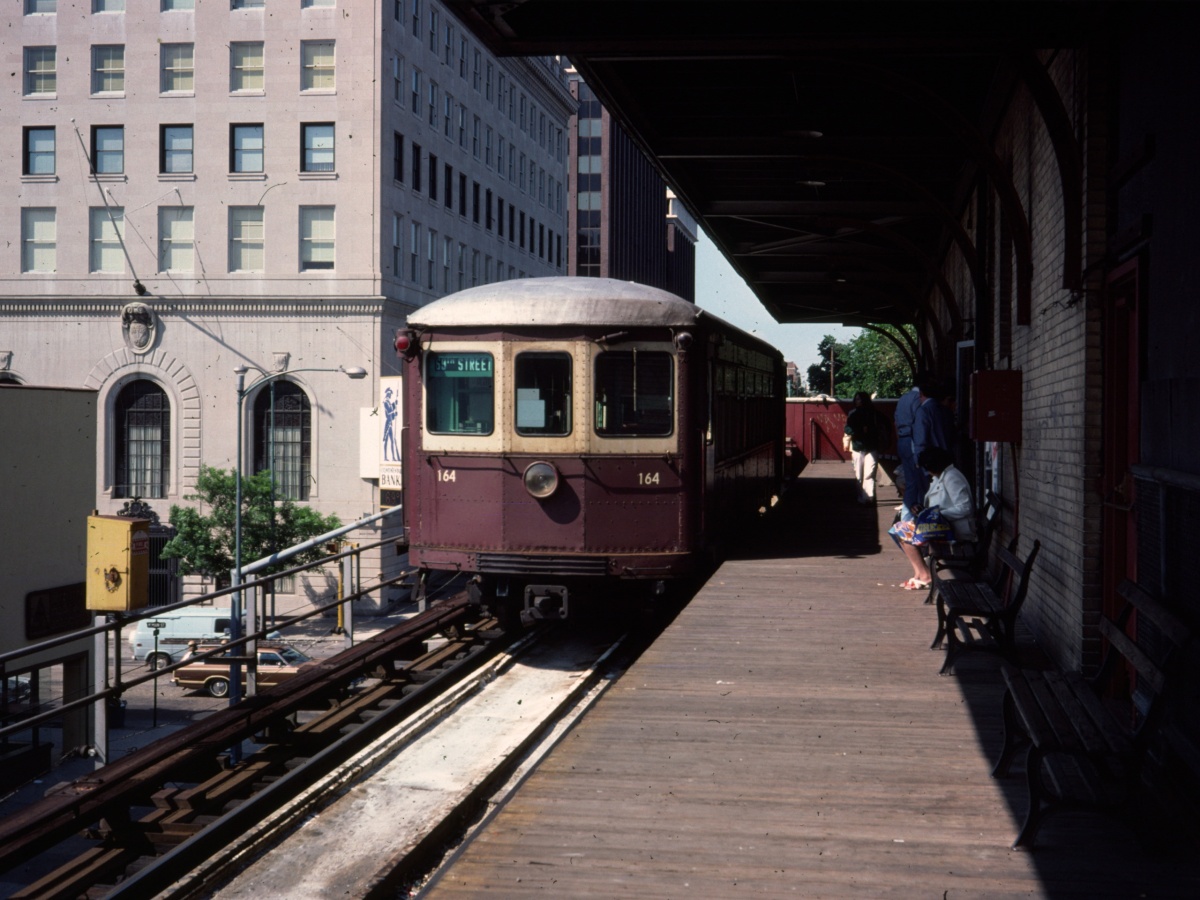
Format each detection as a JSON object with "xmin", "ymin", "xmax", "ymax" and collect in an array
[{"xmin": 0, "ymin": 596, "xmax": 474, "ymax": 882}]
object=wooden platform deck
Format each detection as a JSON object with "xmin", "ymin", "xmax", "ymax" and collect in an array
[{"xmin": 423, "ymin": 462, "xmax": 1199, "ymax": 898}]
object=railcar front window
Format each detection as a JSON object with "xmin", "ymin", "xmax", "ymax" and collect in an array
[
  {"xmin": 594, "ymin": 350, "xmax": 673, "ymax": 436},
  {"xmin": 426, "ymin": 352, "xmax": 494, "ymax": 434},
  {"xmin": 515, "ymin": 352, "xmax": 571, "ymax": 436}
]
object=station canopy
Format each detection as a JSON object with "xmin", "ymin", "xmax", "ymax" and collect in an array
[{"xmin": 446, "ymin": 0, "xmax": 1097, "ymax": 330}]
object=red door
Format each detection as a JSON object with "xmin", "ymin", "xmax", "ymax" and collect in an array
[{"xmin": 1101, "ymin": 259, "xmax": 1141, "ymax": 618}]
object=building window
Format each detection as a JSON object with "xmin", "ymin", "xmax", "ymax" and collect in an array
[
  {"xmin": 301, "ymin": 123, "xmax": 334, "ymax": 172},
  {"xmin": 231, "ymin": 124, "xmax": 264, "ymax": 172},
  {"xmin": 428, "ymin": 6, "xmax": 438, "ymax": 52},
  {"xmin": 457, "ymin": 242, "xmax": 465, "ymax": 289},
  {"xmin": 115, "ymin": 381, "xmax": 170, "ymax": 500},
  {"xmin": 409, "ymin": 221, "xmax": 420, "ymax": 282},
  {"xmin": 472, "ymin": 116, "xmax": 480, "ymax": 158},
  {"xmin": 163, "ymin": 0, "xmax": 194, "ymax": 9},
  {"xmin": 486, "ymin": 61, "xmax": 493, "ymax": 101},
  {"xmin": 443, "ymin": 23, "xmax": 453, "ymax": 66},
  {"xmin": 443, "ymin": 93, "xmax": 453, "ymax": 138},
  {"xmin": 428, "ymin": 80, "xmax": 438, "ymax": 126},
  {"xmin": 90, "ymin": 207, "xmax": 124, "ymax": 273},
  {"xmin": 392, "ymin": 213, "xmax": 403, "ymax": 274},
  {"xmin": 426, "ymin": 228, "xmax": 436, "ymax": 289},
  {"xmin": 410, "ymin": 67, "xmax": 422, "ymax": 115},
  {"xmin": 442, "ymin": 235, "xmax": 452, "ymax": 292},
  {"xmin": 393, "ymin": 132, "xmax": 404, "ymax": 182},
  {"xmin": 24, "ymin": 47, "xmax": 56, "ymax": 95},
  {"xmin": 459, "ymin": 173, "xmax": 467, "ymax": 217},
  {"xmin": 23, "ymin": 127, "xmax": 55, "ymax": 176},
  {"xmin": 300, "ymin": 41, "xmax": 335, "ymax": 91},
  {"xmin": 412, "ymin": 143, "xmax": 422, "ymax": 192},
  {"xmin": 92, "ymin": 45, "xmax": 125, "ymax": 94},
  {"xmin": 160, "ymin": 43, "xmax": 194, "ymax": 93},
  {"xmin": 410, "ymin": 0, "xmax": 421, "ymax": 37},
  {"xmin": 160, "ymin": 125, "xmax": 193, "ymax": 174},
  {"xmin": 229, "ymin": 206, "xmax": 264, "ymax": 272},
  {"xmin": 26, "ymin": 0, "xmax": 56, "ymax": 13},
  {"xmin": 94, "ymin": 0, "xmax": 124, "ymax": 12},
  {"xmin": 158, "ymin": 207, "xmax": 194, "ymax": 272},
  {"xmin": 393, "ymin": 56, "xmax": 402, "ymax": 102},
  {"xmin": 429, "ymin": 153, "xmax": 438, "ymax": 201},
  {"xmin": 232, "ymin": 0, "xmax": 265, "ymax": 9},
  {"xmin": 231, "ymin": 42, "xmax": 264, "ymax": 92},
  {"xmin": 472, "ymin": 48, "xmax": 481, "ymax": 91},
  {"xmin": 21, "ymin": 208, "xmax": 55, "ymax": 273},
  {"xmin": 444, "ymin": 163, "xmax": 453, "ymax": 208},
  {"xmin": 91, "ymin": 126, "xmax": 124, "ymax": 175},
  {"xmin": 254, "ymin": 381, "xmax": 311, "ymax": 501},
  {"xmin": 302, "ymin": 0, "xmax": 333, "ymax": 6},
  {"xmin": 300, "ymin": 206, "xmax": 334, "ymax": 270}
]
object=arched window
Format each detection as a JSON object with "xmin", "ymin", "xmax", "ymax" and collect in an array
[
  {"xmin": 254, "ymin": 381, "xmax": 312, "ymax": 500},
  {"xmin": 115, "ymin": 380, "xmax": 170, "ymax": 499}
]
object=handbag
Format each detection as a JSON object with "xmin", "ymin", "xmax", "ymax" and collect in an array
[{"xmin": 911, "ymin": 506, "xmax": 953, "ymax": 545}]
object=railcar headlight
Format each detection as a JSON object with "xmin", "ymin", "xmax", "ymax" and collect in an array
[{"xmin": 523, "ymin": 461, "xmax": 559, "ymax": 499}]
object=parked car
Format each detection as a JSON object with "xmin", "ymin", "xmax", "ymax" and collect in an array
[{"xmin": 172, "ymin": 643, "xmax": 314, "ymax": 698}]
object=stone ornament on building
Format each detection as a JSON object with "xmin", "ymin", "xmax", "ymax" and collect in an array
[
  {"xmin": 272, "ymin": 352, "xmax": 291, "ymax": 373},
  {"xmin": 0, "ymin": 351, "xmax": 12, "ymax": 372},
  {"xmin": 121, "ymin": 302, "xmax": 158, "ymax": 354}
]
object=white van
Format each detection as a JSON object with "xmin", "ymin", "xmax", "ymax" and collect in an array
[{"xmin": 127, "ymin": 608, "xmax": 235, "ymax": 670}]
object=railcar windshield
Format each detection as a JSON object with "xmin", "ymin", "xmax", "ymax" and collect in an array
[
  {"xmin": 515, "ymin": 352, "xmax": 572, "ymax": 436},
  {"xmin": 425, "ymin": 351, "xmax": 495, "ymax": 435},
  {"xmin": 594, "ymin": 350, "xmax": 674, "ymax": 436}
]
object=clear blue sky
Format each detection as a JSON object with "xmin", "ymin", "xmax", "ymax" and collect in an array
[{"xmin": 693, "ymin": 229, "xmax": 860, "ymax": 372}]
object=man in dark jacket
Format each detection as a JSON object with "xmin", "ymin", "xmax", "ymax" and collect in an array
[{"xmin": 844, "ymin": 391, "xmax": 891, "ymax": 505}]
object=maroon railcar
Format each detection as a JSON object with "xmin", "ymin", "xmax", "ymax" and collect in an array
[{"xmin": 397, "ymin": 277, "xmax": 784, "ymax": 625}]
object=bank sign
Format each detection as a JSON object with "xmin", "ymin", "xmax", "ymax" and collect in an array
[{"xmin": 361, "ymin": 376, "xmax": 403, "ymax": 490}]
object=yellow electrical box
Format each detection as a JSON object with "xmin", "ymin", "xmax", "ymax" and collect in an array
[{"xmin": 86, "ymin": 515, "xmax": 152, "ymax": 611}]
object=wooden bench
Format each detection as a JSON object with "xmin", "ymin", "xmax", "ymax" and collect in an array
[
  {"xmin": 929, "ymin": 539, "xmax": 1040, "ymax": 675},
  {"xmin": 922, "ymin": 490, "xmax": 1000, "ymax": 604},
  {"xmin": 992, "ymin": 579, "xmax": 1189, "ymax": 848}
]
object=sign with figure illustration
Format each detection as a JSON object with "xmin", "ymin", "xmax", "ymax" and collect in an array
[{"xmin": 380, "ymin": 376, "xmax": 403, "ymax": 488}]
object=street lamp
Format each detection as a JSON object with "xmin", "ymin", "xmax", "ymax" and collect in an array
[{"xmin": 230, "ymin": 364, "xmax": 367, "ymax": 711}]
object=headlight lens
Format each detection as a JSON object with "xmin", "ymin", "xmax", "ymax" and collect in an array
[{"xmin": 523, "ymin": 461, "xmax": 559, "ymax": 499}]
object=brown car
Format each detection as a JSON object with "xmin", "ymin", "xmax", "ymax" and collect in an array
[{"xmin": 172, "ymin": 644, "xmax": 313, "ymax": 698}]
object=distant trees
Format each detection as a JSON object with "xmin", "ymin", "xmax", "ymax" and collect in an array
[
  {"xmin": 160, "ymin": 466, "xmax": 341, "ymax": 588},
  {"xmin": 805, "ymin": 325, "xmax": 914, "ymax": 398}
]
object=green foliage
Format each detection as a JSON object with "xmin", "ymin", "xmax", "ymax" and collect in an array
[
  {"xmin": 806, "ymin": 326, "xmax": 915, "ymax": 398},
  {"xmin": 160, "ymin": 466, "xmax": 341, "ymax": 585}
]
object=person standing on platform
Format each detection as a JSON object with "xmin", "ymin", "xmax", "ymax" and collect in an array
[
  {"xmin": 894, "ymin": 374, "xmax": 924, "ymax": 515},
  {"xmin": 844, "ymin": 391, "xmax": 890, "ymax": 505}
]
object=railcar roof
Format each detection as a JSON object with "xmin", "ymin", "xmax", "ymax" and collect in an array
[{"xmin": 408, "ymin": 277, "xmax": 736, "ymax": 334}]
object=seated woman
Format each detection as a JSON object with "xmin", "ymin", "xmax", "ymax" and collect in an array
[{"xmin": 892, "ymin": 446, "xmax": 977, "ymax": 590}]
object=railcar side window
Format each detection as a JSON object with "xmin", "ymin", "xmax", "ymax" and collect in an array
[
  {"xmin": 594, "ymin": 350, "xmax": 673, "ymax": 436},
  {"xmin": 515, "ymin": 352, "xmax": 571, "ymax": 436},
  {"xmin": 426, "ymin": 351, "xmax": 494, "ymax": 434}
]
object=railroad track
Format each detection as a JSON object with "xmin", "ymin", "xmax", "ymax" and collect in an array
[{"xmin": 0, "ymin": 595, "xmax": 507, "ymax": 899}]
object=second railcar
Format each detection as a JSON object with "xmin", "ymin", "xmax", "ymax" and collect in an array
[{"xmin": 396, "ymin": 277, "xmax": 784, "ymax": 624}]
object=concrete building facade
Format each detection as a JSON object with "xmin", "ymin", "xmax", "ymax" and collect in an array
[
  {"xmin": 2, "ymin": 1, "xmax": 573, "ymax": 612},
  {"xmin": 567, "ymin": 73, "xmax": 696, "ymax": 301}
]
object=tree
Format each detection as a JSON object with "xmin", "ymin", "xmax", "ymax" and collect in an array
[
  {"xmin": 806, "ymin": 334, "xmax": 847, "ymax": 396},
  {"xmin": 805, "ymin": 326, "xmax": 915, "ymax": 398},
  {"xmin": 160, "ymin": 466, "xmax": 341, "ymax": 587},
  {"xmin": 836, "ymin": 325, "xmax": 915, "ymax": 397}
]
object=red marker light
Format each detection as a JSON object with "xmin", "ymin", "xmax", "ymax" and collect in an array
[{"xmin": 394, "ymin": 330, "xmax": 412, "ymax": 355}]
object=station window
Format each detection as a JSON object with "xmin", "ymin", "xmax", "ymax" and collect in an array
[
  {"xmin": 594, "ymin": 351, "xmax": 673, "ymax": 437},
  {"xmin": 425, "ymin": 352, "xmax": 494, "ymax": 435},
  {"xmin": 515, "ymin": 352, "xmax": 571, "ymax": 436},
  {"xmin": 254, "ymin": 381, "xmax": 311, "ymax": 500}
]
